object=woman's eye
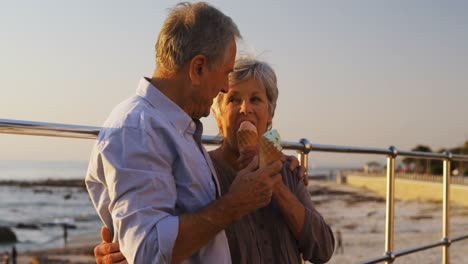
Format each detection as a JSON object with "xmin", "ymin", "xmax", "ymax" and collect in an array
[
  {"xmin": 251, "ymin": 96, "xmax": 262, "ymax": 103},
  {"xmin": 228, "ymin": 97, "xmax": 240, "ymax": 103}
]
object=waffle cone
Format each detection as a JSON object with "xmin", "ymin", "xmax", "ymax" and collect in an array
[
  {"xmin": 259, "ymin": 137, "xmax": 282, "ymax": 168},
  {"xmin": 237, "ymin": 130, "xmax": 258, "ymax": 150}
]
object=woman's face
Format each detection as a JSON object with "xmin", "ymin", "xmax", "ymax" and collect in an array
[{"xmin": 216, "ymin": 77, "xmax": 272, "ymax": 151}]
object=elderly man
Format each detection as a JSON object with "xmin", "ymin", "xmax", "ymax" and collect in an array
[{"xmin": 86, "ymin": 2, "xmax": 284, "ymax": 263}]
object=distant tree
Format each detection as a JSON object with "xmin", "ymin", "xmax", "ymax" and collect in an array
[
  {"xmin": 402, "ymin": 145, "xmax": 433, "ymax": 174},
  {"xmin": 429, "ymin": 148, "xmax": 446, "ymax": 175},
  {"xmin": 403, "ymin": 143, "xmax": 468, "ymax": 176},
  {"xmin": 448, "ymin": 142, "xmax": 468, "ymax": 176}
]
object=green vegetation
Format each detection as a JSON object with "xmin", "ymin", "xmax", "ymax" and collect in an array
[{"xmin": 402, "ymin": 141, "xmax": 468, "ymax": 175}]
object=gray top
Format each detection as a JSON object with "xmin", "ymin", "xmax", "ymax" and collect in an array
[{"xmin": 210, "ymin": 152, "xmax": 335, "ymax": 264}]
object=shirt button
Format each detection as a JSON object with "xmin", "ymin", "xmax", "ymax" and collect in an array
[
  {"xmin": 190, "ymin": 122, "xmax": 195, "ymax": 129},
  {"xmin": 178, "ymin": 129, "xmax": 183, "ymax": 134}
]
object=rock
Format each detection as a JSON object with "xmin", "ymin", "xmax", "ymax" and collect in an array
[
  {"xmin": 16, "ymin": 223, "xmax": 41, "ymax": 230},
  {"xmin": 33, "ymin": 188, "xmax": 53, "ymax": 194},
  {"xmin": 0, "ymin": 226, "xmax": 17, "ymax": 243}
]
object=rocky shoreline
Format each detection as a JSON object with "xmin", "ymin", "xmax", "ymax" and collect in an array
[{"xmin": 0, "ymin": 179, "xmax": 86, "ymax": 188}]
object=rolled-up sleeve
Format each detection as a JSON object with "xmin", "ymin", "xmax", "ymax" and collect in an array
[
  {"xmin": 292, "ymin": 173, "xmax": 335, "ymax": 263},
  {"xmin": 99, "ymin": 126, "xmax": 178, "ymax": 264}
]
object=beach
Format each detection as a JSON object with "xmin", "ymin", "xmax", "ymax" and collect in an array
[
  {"xmin": 0, "ymin": 179, "xmax": 101, "ymax": 264},
  {"xmin": 3, "ymin": 180, "xmax": 467, "ymax": 263},
  {"xmin": 309, "ymin": 181, "xmax": 468, "ymax": 264},
  {"xmin": 11, "ymin": 232, "xmax": 98, "ymax": 264}
]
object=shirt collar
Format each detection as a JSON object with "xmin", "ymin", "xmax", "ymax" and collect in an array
[
  {"xmin": 136, "ymin": 77, "xmax": 198, "ymax": 135},
  {"xmin": 192, "ymin": 119, "xmax": 204, "ymax": 144}
]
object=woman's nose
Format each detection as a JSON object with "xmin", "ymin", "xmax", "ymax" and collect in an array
[{"xmin": 240, "ymin": 100, "xmax": 253, "ymax": 114}]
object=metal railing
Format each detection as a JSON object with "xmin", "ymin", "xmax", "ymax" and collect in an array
[
  {"xmin": 351, "ymin": 171, "xmax": 468, "ymax": 185},
  {"xmin": 1, "ymin": 118, "xmax": 468, "ymax": 264}
]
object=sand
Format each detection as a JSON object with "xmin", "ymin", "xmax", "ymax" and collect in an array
[
  {"xmin": 11, "ymin": 181, "xmax": 468, "ymax": 264},
  {"xmin": 308, "ymin": 181, "xmax": 468, "ymax": 264},
  {"xmin": 14, "ymin": 232, "xmax": 99, "ymax": 264}
]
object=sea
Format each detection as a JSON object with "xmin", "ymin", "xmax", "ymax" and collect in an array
[
  {"xmin": 0, "ymin": 160, "xmax": 101, "ymax": 253},
  {"xmin": 0, "ymin": 160, "xmax": 350, "ymax": 253}
]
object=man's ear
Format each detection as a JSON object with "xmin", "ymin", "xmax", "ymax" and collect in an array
[{"xmin": 189, "ymin": 54, "xmax": 207, "ymax": 86}]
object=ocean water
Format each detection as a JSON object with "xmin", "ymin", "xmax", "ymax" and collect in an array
[
  {"xmin": 0, "ymin": 160, "xmax": 88, "ymax": 181},
  {"xmin": 0, "ymin": 160, "xmax": 348, "ymax": 253},
  {"xmin": 0, "ymin": 160, "xmax": 101, "ymax": 252}
]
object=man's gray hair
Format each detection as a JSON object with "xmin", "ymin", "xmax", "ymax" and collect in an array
[
  {"xmin": 213, "ymin": 56, "xmax": 279, "ymax": 119},
  {"xmin": 156, "ymin": 2, "xmax": 241, "ymax": 73}
]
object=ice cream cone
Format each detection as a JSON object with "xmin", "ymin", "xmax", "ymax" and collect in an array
[
  {"xmin": 237, "ymin": 129, "xmax": 258, "ymax": 149},
  {"xmin": 237, "ymin": 121, "xmax": 258, "ymax": 151},
  {"xmin": 237, "ymin": 121, "xmax": 259, "ymax": 168},
  {"xmin": 259, "ymin": 130, "xmax": 282, "ymax": 168}
]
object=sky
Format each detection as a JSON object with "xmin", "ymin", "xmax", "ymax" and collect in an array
[{"xmin": 0, "ymin": 0, "xmax": 467, "ymax": 167}]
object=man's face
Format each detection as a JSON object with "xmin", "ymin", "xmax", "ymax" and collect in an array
[{"xmin": 191, "ymin": 39, "xmax": 237, "ymax": 119}]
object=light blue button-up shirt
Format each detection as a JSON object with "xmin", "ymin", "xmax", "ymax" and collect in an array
[{"xmin": 86, "ymin": 77, "xmax": 231, "ymax": 264}]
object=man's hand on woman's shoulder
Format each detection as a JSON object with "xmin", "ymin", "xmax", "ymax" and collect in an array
[{"xmin": 281, "ymin": 154, "xmax": 308, "ymax": 185}]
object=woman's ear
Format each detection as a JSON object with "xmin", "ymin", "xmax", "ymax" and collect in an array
[
  {"xmin": 266, "ymin": 122, "xmax": 272, "ymax": 131},
  {"xmin": 212, "ymin": 107, "xmax": 223, "ymax": 133},
  {"xmin": 188, "ymin": 55, "xmax": 207, "ymax": 86},
  {"xmin": 266, "ymin": 114, "xmax": 273, "ymax": 131}
]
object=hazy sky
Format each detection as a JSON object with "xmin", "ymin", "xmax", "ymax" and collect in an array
[{"xmin": 0, "ymin": 0, "xmax": 467, "ymax": 167}]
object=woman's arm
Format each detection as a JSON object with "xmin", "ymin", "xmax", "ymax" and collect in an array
[
  {"xmin": 273, "ymin": 166, "xmax": 335, "ymax": 263},
  {"xmin": 272, "ymin": 182, "xmax": 306, "ymax": 238}
]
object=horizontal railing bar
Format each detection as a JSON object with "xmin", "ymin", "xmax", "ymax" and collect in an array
[
  {"xmin": 393, "ymin": 240, "xmax": 446, "ymax": 258},
  {"xmin": 201, "ymin": 135, "xmax": 222, "ymax": 145},
  {"xmin": 452, "ymin": 154, "xmax": 468, "ymax": 162},
  {"xmin": 397, "ymin": 150, "xmax": 447, "ymax": 160},
  {"xmin": 1, "ymin": 119, "xmax": 468, "ymax": 161},
  {"xmin": 309, "ymin": 143, "xmax": 391, "ymax": 155},
  {"xmin": 281, "ymin": 140, "xmax": 306, "ymax": 151},
  {"xmin": 0, "ymin": 118, "xmax": 100, "ymax": 139},
  {"xmin": 451, "ymin": 234, "xmax": 468, "ymax": 243},
  {"xmin": 355, "ymin": 255, "xmax": 391, "ymax": 264},
  {"xmin": 357, "ymin": 235, "xmax": 468, "ymax": 264}
]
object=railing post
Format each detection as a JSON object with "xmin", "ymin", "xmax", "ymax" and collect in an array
[
  {"xmin": 297, "ymin": 139, "xmax": 312, "ymax": 264},
  {"xmin": 298, "ymin": 138, "xmax": 312, "ymax": 185},
  {"xmin": 385, "ymin": 146, "xmax": 398, "ymax": 263},
  {"xmin": 442, "ymin": 152, "xmax": 452, "ymax": 264}
]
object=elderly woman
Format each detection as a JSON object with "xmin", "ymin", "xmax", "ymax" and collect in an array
[{"xmin": 94, "ymin": 57, "xmax": 334, "ymax": 264}]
